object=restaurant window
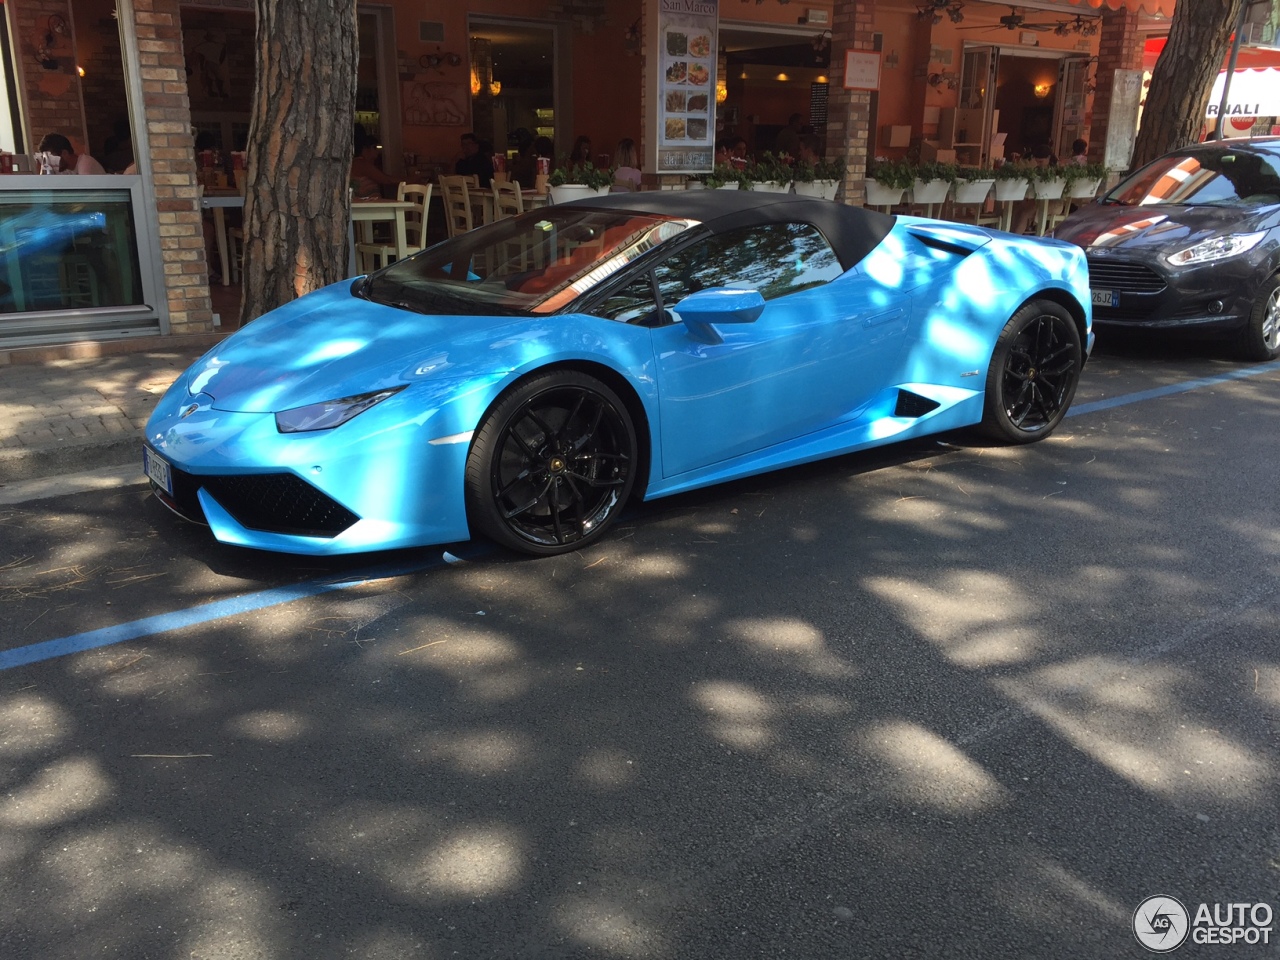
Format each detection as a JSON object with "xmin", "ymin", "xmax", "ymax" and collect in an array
[{"xmin": 0, "ymin": 11, "xmax": 22, "ymax": 154}]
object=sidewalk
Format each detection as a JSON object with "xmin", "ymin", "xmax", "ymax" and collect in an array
[{"xmin": 0, "ymin": 334, "xmax": 227, "ymax": 486}]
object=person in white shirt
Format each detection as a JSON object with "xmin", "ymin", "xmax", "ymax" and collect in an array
[{"xmin": 37, "ymin": 133, "xmax": 107, "ymax": 175}]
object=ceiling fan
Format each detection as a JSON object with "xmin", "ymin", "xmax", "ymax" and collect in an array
[{"xmin": 958, "ymin": 6, "xmax": 1059, "ymax": 32}]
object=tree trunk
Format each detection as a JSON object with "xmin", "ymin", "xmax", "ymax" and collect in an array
[
  {"xmin": 1131, "ymin": 0, "xmax": 1244, "ymax": 171},
  {"xmin": 240, "ymin": 0, "xmax": 357, "ymax": 325}
]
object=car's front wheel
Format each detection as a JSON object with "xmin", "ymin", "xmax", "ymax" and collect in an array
[
  {"xmin": 1234, "ymin": 273, "xmax": 1280, "ymax": 362},
  {"xmin": 465, "ymin": 370, "xmax": 638, "ymax": 555},
  {"xmin": 980, "ymin": 300, "xmax": 1082, "ymax": 444}
]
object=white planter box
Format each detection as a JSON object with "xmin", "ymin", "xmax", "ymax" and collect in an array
[
  {"xmin": 863, "ymin": 180, "xmax": 905, "ymax": 206},
  {"xmin": 910, "ymin": 178, "xmax": 951, "ymax": 205},
  {"xmin": 953, "ymin": 179, "xmax": 995, "ymax": 204},
  {"xmin": 1068, "ymin": 177, "xmax": 1101, "ymax": 199},
  {"xmin": 1033, "ymin": 178, "xmax": 1066, "ymax": 200},
  {"xmin": 717, "ymin": 182, "xmax": 743, "ymax": 190},
  {"xmin": 549, "ymin": 184, "xmax": 596, "ymax": 204},
  {"xmin": 994, "ymin": 178, "xmax": 1029, "ymax": 202},
  {"xmin": 750, "ymin": 180, "xmax": 792, "ymax": 193},
  {"xmin": 794, "ymin": 179, "xmax": 839, "ymax": 200}
]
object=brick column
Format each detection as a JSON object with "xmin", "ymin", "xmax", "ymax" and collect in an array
[
  {"xmin": 828, "ymin": 0, "xmax": 876, "ymax": 205},
  {"xmin": 1088, "ymin": 7, "xmax": 1143, "ymax": 166},
  {"xmin": 129, "ymin": 0, "xmax": 214, "ymax": 335}
]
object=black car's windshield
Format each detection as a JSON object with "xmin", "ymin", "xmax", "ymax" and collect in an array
[
  {"xmin": 360, "ymin": 208, "xmax": 697, "ymax": 316},
  {"xmin": 1104, "ymin": 147, "xmax": 1280, "ymax": 208}
]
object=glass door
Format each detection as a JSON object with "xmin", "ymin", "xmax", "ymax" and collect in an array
[
  {"xmin": 959, "ymin": 45, "xmax": 998, "ymax": 166},
  {"xmin": 1053, "ymin": 56, "xmax": 1092, "ymax": 160}
]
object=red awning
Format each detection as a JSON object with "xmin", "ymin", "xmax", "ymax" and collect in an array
[{"xmin": 1144, "ymin": 36, "xmax": 1280, "ymax": 71}]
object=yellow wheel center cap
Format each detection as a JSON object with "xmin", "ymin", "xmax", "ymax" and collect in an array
[{"xmin": 549, "ymin": 457, "xmax": 566, "ymax": 472}]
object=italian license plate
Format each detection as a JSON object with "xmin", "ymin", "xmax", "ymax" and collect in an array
[
  {"xmin": 143, "ymin": 446, "xmax": 173, "ymax": 496},
  {"xmin": 1091, "ymin": 289, "xmax": 1119, "ymax": 307}
]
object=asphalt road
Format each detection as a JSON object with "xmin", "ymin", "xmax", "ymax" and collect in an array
[{"xmin": 2, "ymin": 337, "xmax": 1278, "ymax": 959}]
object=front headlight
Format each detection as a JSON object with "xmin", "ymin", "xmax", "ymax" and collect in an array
[
  {"xmin": 275, "ymin": 387, "xmax": 405, "ymax": 433},
  {"xmin": 1165, "ymin": 231, "xmax": 1265, "ymax": 266}
]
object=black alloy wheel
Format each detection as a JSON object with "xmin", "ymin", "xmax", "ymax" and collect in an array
[
  {"xmin": 981, "ymin": 300, "xmax": 1082, "ymax": 444},
  {"xmin": 465, "ymin": 370, "xmax": 638, "ymax": 555}
]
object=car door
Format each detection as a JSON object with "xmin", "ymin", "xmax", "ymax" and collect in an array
[{"xmin": 595, "ymin": 221, "xmax": 910, "ymax": 478}]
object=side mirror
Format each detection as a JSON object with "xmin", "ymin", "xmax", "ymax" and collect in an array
[{"xmin": 672, "ymin": 287, "xmax": 765, "ymax": 343}]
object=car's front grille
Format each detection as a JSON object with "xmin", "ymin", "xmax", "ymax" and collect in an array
[
  {"xmin": 1086, "ymin": 258, "xmax": 1167, "ymax": 294},
  {"xmin": 154, "ymin": 465, "xmax": 359, "ymax": 539},
  {"xmin": 201, "ymin": 474, "xmax": 359, "ymax": 538}
]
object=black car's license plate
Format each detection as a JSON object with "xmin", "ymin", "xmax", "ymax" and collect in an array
[{"xmin": 1091, "ymin": 289, "xmax": 1119, "ymax": 308}]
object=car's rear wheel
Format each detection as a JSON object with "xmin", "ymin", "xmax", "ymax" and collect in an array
[
  {"xmin": 980, "ymin": 300, "xmax": 1082, "ymax": 444},
  {"xmin": 1234, "ymin": 274, "xmax": 1280, "ymax": 362},
  {"xmin": 465, "ymin": 370, "xmax": 637, "ymax": 556}
]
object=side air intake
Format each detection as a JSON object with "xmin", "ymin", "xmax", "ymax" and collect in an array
[{"xmin": 895, "ymin": 390, "xmax": 941, "ymax": 418}]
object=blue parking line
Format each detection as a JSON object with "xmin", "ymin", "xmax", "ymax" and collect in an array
[
  {"xmin": 3, "ymin": 359, "xmax": 1279, "ymax": 674},
  {"xmin": 0, "ymin": 557, "xmax": 442, "ymax": 671},
  {"xmin": 1068, "ymin": 359, "xmax": 1280, "ymax": 418}
]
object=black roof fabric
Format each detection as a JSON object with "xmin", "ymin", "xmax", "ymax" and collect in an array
[{"xmin": 568, "ymin": 191, "xmax": 896, "ymax": 271}]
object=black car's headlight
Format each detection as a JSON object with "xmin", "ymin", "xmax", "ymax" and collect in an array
[
  {"xmin": 1165, "ymin": 231, "xmax": 1265, "ymax": 266},
  {"xmin": 275, "ymin": 387, "xmax": 405, "ymax": 433}
]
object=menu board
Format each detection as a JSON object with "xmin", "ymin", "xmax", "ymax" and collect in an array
[{"xmin": 656, "ymin": 0, "xmax": 717, "ymax": 174}]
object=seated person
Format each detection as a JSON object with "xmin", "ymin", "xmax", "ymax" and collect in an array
[
  {"xmin": 350, "ymin": 133, "xmax": 398, "ymax": 199},
  {"xmin": 38, "ymin": 133, "xmax": 106, "ymax": 175}
]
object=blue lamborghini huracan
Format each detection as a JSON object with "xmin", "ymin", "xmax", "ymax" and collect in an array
[{"xmin": 144, "ymin": 191, "xmax": 1092, "ymax": 556}]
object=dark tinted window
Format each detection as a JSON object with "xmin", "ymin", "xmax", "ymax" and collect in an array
[{"xmin": 1108, "ymin": 147, "xmax": 1280, "ymax": 207}]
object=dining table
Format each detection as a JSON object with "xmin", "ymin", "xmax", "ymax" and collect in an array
[
  {"xmin": 348, "ymin": 198, "xmax": 416, "ymax": 275},
  {"xmin": 200, "ymin": 191, "xmax": 245, "ymax": 286},
  {"xmin": 468, "ymin": 187, "xmax": 549, "ymax": 226}
]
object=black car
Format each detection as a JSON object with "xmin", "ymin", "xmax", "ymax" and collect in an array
[{"xmin": 1054, "ymin": 137, "xmax": 1280, "ymax": 360}]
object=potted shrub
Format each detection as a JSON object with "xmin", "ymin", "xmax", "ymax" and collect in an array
[
  {"xmin": 1030, "ymin": 163, "xmax": 1067, "ymax": 200},
  {"xmin": 864, "ymin": 158, "xmax": 912, "ymax": 206},
  {"xmin": 548, "ymin": 161, "xmax": 614, "ymax": 204},
  {"xmin": 910, "ymin": 160, "xmax": 957, "ymax": 205},
  {"xmin": 791, "ymin": 156, "xmax": 844, "ymax": 201},
  {"xmin": 745, "ymin": 152, "xmax": 793, "ymax": 192},
  {"xmin": 993, "ymin": 161, "xmax": 1031, "ymax": 202},
  {"xmin": 699, "ymin": 163, "xmax": 745, "ymax": 190},
  {"xmin": 1064, "ymin": 161, "xmax": 1106, "ymax": 200},
  {"xmin": 953, "ymin": 167, "xmax": 997, "ymax": 205}
]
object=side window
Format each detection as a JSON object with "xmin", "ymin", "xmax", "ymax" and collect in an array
[
  {"xmin": 595, "ymin": 272, "xmax": 661, "ymax": 324},
  {"xmin": 652, "ymin": 222, "xmax": 841, "ymax": 313}
]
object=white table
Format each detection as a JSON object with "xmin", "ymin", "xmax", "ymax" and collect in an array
[
  {"xmin": 348, "ymin": 199, "xmax": 415, "ymax": 275},
  {"xmin": 200, "ymin": 193, "xmax": 244, "ymax": 286}
]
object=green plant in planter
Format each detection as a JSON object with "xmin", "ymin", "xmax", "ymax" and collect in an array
[
  {"xmin": 814, "ymin": 156, "xmax": 846, "ymax": 182},
  {"xmin": 792, "ymin": 159, "xmax": 817, "ymax": 184},
  {"xmin": 957, "ymin": 166, "xmax": 997, "ymax": 182},
  {"xmin": 699, "ymin": 163, "xmax": 740, "ymax": 189},
  {"xmin": 913, "ymin": 160, "xmax": 959, "ymax": 185},
  {"xmin": 866, "ymin": 158, "xmax": 915, "ymax": 190},
  {"xmin": 548, "ymin": 161, "xmax": 614, "ymax": 190},
  {"xmin": 746, "ymin": 151, "xmax": 793, "ymax": 185},
  {"xmin": 993, "ymin": 161, "xmax": 1034, "ymax": 181},
  {"xmin": 1027, "ymin": 163, "xmax": 1066, "ymax": 184}
]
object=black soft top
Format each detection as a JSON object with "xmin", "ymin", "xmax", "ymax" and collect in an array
[{"xmin": 570, "ymin": 190, "xmax": 896, "ymax": 271}]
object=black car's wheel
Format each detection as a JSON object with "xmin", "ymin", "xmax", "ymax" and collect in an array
[
  {"xmin": 1234, "ymin": 273, "xmax": 1280, "ymax": 362},
  {"xmin": 465, "ymin": 370, "xmax": 638, "ymax": 556},
  {"xmin": 980, "ymin": 300, "xmax": 1082, "ymax": 444}
]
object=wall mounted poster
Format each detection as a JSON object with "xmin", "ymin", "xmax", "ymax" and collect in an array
[{"xmin": 657, "ymin": 0, "xmax": 718, "ymax": 174}]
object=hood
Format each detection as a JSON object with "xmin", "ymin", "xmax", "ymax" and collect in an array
[
  {"xmin": 1053, "ymin": 201, "xmax": 1277, "ymax": 254},
  {"xmin": 189, "ymin": 282, "xmax": 528, "ymax": 412}
]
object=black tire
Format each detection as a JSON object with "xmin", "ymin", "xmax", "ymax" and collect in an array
[
  {"xmin": 465, "ymin": 370, "xmax": 638, "ymax": 556},
  {"xmin": 980, "ymin": 299, "xmax": 1082, "ymax": 444},
  {"xmin": 1233, "ymin": 273, "xmax": 1280, "ymax": 362}
]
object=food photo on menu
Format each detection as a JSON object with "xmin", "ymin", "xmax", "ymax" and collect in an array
[
  {"xmin": 687, "ymin": 63, "xmax": 709, "ymax": 86},
  {"xmin": 665, "ymin": 61, "xmax": 687, "ymax": 84}
]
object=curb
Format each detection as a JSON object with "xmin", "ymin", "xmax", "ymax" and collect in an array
[
  {"xmin": 0, "ymin": 435, "xmax": 142, "ymax": 485},
  {"xmin": 0, "ymin": 332, "xmax": 228, "ymax": 367}
]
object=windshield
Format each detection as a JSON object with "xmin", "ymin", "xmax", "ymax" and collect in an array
[
  {"xmin": 1104, "ymin": 147, "xmax": 1280, "ymax": 208},
  {"xmin": 360, "ymin": 207, "xmax": 697, "ymax": 316}
]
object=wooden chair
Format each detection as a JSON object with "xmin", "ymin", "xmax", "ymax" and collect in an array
[
  {"xmin": 492, "ymin": 179, "xmax": 524, "ymax": 221},
  {"xmin": 439, "ymin": 175, "xmax": 473, "ymax": 237},
  {"xmin": 354, "ymin": 182, "xmax": 432, "ymax": 273}
]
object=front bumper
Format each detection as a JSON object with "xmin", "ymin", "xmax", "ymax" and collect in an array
[{"xmin": 1086, "ymin": 251, "xmax": 1264, "ymax": 335}]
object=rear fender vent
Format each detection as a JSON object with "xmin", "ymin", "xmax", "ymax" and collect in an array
[{"xmin": 895, "ymin": 390, "xmax": 941, "ymax": 418}]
